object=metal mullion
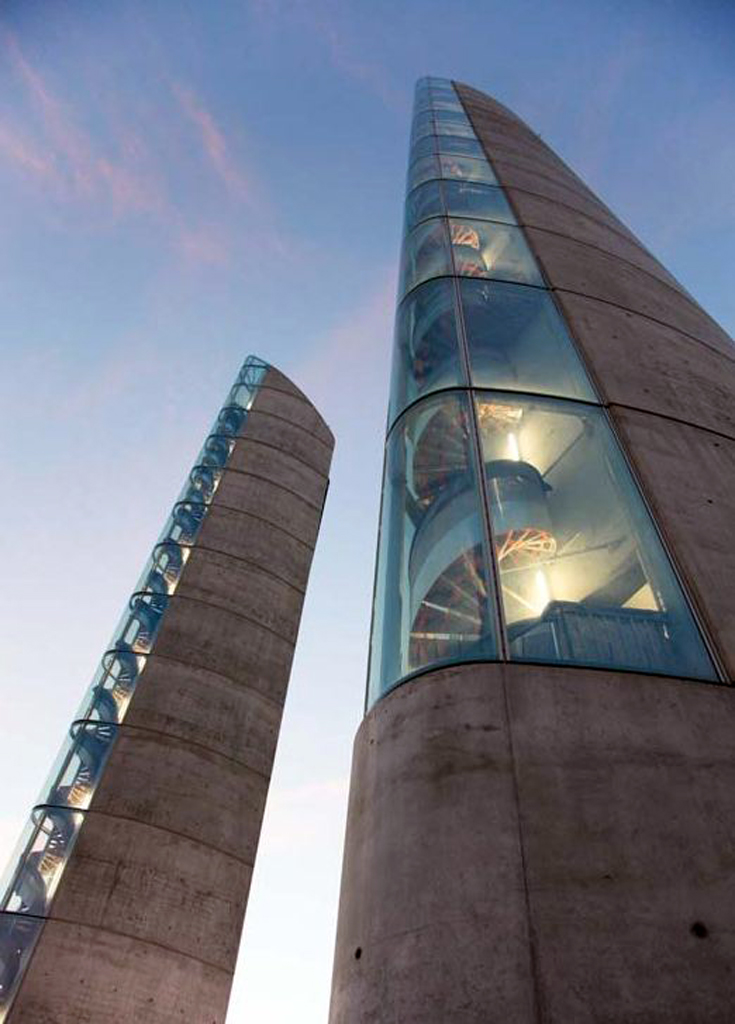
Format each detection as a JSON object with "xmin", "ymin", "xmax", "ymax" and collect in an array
[{"xmin": 449, "ymin": 228, "xmax": 510, "ymax": 660}]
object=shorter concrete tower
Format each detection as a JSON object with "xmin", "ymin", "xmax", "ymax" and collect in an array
[{"xmin": 0, "ymin": 357, "xmax": 333, "ymax": 1023}]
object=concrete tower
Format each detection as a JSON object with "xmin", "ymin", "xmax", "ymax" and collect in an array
[
  {"xmin": 329, "ymin": 79, "xmax": 735, "ymax": 1023},
  {"xmin": 0, "ymin": 357, "xmax": 333, "ymax": 1023}
]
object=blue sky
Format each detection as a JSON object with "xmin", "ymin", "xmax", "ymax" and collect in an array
[{"xmin": 0, "ymin": 1, "xmax": 733, "ymax": 1020}]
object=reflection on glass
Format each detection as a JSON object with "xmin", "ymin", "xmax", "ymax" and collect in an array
[
  {"xmin": 404, "ymin": 180, "xmax": 444, "ymax": 233},
  {"xmin": 434, "ymin": 109, "xmax": 470, "ymax": 125},
  {"xmin": 407, "ymin": 155, "xmax": 441, "ymax": 193},
  {"xmin": 369, "ymin": 392, "xmax": 497, "ymax": 706},
  {"xmin": 389, "ymin": 278, "xmax": 464, "ymax": 426},
  {"xmin": 435, "ymin": 121, "xmax": 476, "ymax": 139},
  {"xmin": 444, "ymin": 181, "xmax": 515, "ymax": 224},
  {"xmin": 440, "ymin": 155, "xmax": 497, "ymax": 185},
  {"xmin": 0, "ymin": 809, "xmax": 84, "ymax": 917},
  {"xmin": 450, "ymin": 218, "xmax": 543, "ymax": 286},
  {"xmin": 410, "ymin": 111, "xmax": 435, "ymax": 143},
  {"xmin": 474, "ymin": 392, "xmax": 716, "ymax": 679},
  {"xmin": 460, "ymin": 280, "xmax": 596, "ymax": 402},
  {"xmin": 400, "ymin": 219, "xmax": 452, "ymax": 297},
  {"xmin": 410, "ymin": 135, "xmax": 437, "ymax": 163},
  {"xmin": 436, "ymin": 136, "xmax": 485, "ymax": 159},
  {"xmin": 76, "ymin": 647, "xmax": 147, "ymax": 723},
  {"xmin": 430, "ymin": 95, "xmax": 463, "ymax": 110},
  {"xmin": 0, "ymin": 914, "xmax": 42, "ymax": 1021}
]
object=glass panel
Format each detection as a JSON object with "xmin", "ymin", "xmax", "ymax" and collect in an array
[
  {"xmin": 434, "ymin": 109, "xmax": 470, "ymax": 125},
  {"xmin": 37, "ymin": 722, "xmax": 117, "ymax": 811},
  {"xmin": 436, "ymin": 136, "xmax": 485, "ymax": 159},
  {"xmin": 75, "ymin": 648, "xmax": 148, "ymax": 723},
  {"xmin": 407, "ymin": 155, "xmax": 441, "ymax": 193},
  {"xmin": 440, "ymin": 155, "xmax": 497, "ymax": 185},
  {"xmin": 410, "ymin": 111, "xmax": 435, "ymax": 143},
  {"xmin": 474, "ymin": 393, "xmax": 716, "ymax": 679},
  {"xmin": 449, "ymin": 218, "xmax": 543, "ymax": 286},
  {"xmin": 400, "ymin": 219, "xmax": 452, "ymax": 297},
  {"xmin": 444, "ymin": 181, "xmax": 515, "ymax": 224},
  {"xmin": 409, "ymin": 135, "xmax": 437, "ymax": 163},
  {"xmin": 404, "ymin": 180, "xmax": 444, "ymax": 233},
  {"xmin": 435, "ymin": 122, "xmax": 476, "ymax": 139},
  {"xmin": 431, "ymin": 98, "xmax": 464, "ymax": 113},
  {"xmin": 369, "ymin": 391, "xmax": 497, "ymax": 706},
  {"xmin": 431, "ymin": 89, "xmax": 459, "ymax": 104},
  {"xmin": 0, "ymin": 809, "xmax": 84, "ymax": 916},
  {"xmin": 389, "ymin": 278, "xmax": 464, "ymax": 426},
  {"xmin": 460, "ymin": 280, "xmax": 596, "ymax": 401},
  {"xmin": 0, "ymin": 913, "xmax": 42, "ymax": 1022}
]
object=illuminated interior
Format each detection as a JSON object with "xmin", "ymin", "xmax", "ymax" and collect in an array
[
  {"xmin": 369, "ymin": 76, "xmax": 716, "ymax": 708},
  {"xmin": 475, "ymin": 392, "xmax": 712, "ymax": 675}
]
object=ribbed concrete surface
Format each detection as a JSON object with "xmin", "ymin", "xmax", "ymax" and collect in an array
[
  {"xmin": 10, "ymin": 366, "xmax": 333, "ymax": 1024},
  {"xmin": 330, "ymin": 664, "xmax": 735, "ymax": 1024}
]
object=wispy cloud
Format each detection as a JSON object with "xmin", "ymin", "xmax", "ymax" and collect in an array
[
  {"xmin": 172, "ymin": 81, "xmax": 260, "ymax": 206},
  {"xmin": 1, "ymin": 30, "xmax": 165, "ymax": 217},
  {"xmin": 0, "ymin": 31, "xmax": 304, "ymax": 270},
  {"xmin": 0, "ymin": 121, "xmax": 57, "ymax": 180},
  {"xmin": 245, "ymin": 0, "xmax": 404, "ymax": 111}
]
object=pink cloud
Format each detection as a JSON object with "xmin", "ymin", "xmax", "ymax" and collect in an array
[
  {"xmin": 178, "ymin": 224, "xmax": 230, "ymax": 266},
  {"xmin": 0, "ymin": 121, "xmax": 58, "ymax": 181},
  {"xmin": 172, "ymin": 82, "xmax": 259, "ymax": 207},
  {"xmin": 1, "ymin": 31, "xmax": 165, "ymax": 218}
]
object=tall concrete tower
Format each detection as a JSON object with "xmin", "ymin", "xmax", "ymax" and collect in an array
[
  {"xmin": 0, "ymin": 356, "xmax": 333, "ymax": 1023},
  {"xmin": 329, "ymin": 78, "xmax": 735, "ymax": 1023}
]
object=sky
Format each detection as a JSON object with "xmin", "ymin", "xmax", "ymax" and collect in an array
[{"xmin": 0, "ymin": 0, "xmax": 733, "ymax": 1020}]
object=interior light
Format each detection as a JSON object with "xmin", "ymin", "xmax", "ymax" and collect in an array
[{"xmin": 534, "ymin": 569, "xmax": 551, "ymax": 614}]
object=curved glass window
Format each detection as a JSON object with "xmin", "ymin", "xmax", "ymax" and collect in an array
[
  {"xmin": 444, "ymin": 181, "xmax": 515, "ymax": 224},
  {"xmin": 409, "ymin": 135, "xmax": 437, "ymax": 163},
  {"xmin": 76, "ymin": 648, "xmax": 147, "ymax": 723},
  {"xmin": 436, "ymin": 136, "xmax": 485, "ymax": 159},
  {"xmin": 435, "ymin": 121, "xmax": 476, "ymax": 139},
  {"xmin": 369, "ymin": 391, "xmax": 498, "ymax": 705},
  {"xmin": 410, "ymin": 111, "xmax": 436, "ymax": 143},
  {"xmin": 405, "ymin": 180, "xmax": 444, "ymax": 233},
  {"xmin": 389, "ymin": 278, "xmax": 464, "ymax": 426},
  {"xmin": 400, "ymin": 219, "xmax": 452, "ymax": 297},
  {"xmin": 434, "ymin": 109, "xmax": 470, "ymax": 125},
  {"xmin": 440, "ymin": 155, "xmax": 497, "ymax": 185},
  {"xmin": 0, "ymin": 808, "xmax": 84, "ymax": 917},
  {"xmin": 431, "ymin": 97, "xmax": 464, "ymax": 111},
  {"xmin": 407, "ymin": 155, "xmax": 441, "ymax": 193},
  {"xmin": 449, "ymin": 218, "xmax": 543, "ymax": 286},
  {"xmin": 460, "ymin": 280, "xmax": 596, "ymax": 402},
  {"xmin": 474, "ymin": 392, "xmax": 716, "ymax": 679},
  {"xmin": 0, "ymin": 914, "xmax": 42, "ymax": 1019},
  {"xmin": 37, "ymin": 722, "xmax": 117, "ymax": 812}
]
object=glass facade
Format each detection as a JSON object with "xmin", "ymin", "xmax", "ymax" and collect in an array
[
  {"xmin": 368, "ymin": 77, "xmax": 717, "ymax": 707},
  {"xmin": 0, "ymin": 356, "xmax": 269, "ymax": 1022}
]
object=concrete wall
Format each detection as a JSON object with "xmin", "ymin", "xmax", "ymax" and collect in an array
[
  {"xmin": 329, "ymin": 85, "xmax": 735, "ymax": 1022},
  {"xmin": 10, "ymin": 366, "xmax": 333, "ymax": 1024},
  {"xmin": 330, "ymin": 664, "xmax": 735, "ymax": 1024}
]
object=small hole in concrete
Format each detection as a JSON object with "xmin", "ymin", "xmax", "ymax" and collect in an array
[
  {"xmin": 690, "ymin": 921, "xmax": 708, "ymax": 938},
  {"xmin": 707, "ymin": 499, "xmax": 713, "ymax": 504},
  {"xmin": 354, "ymin": 947, "xmax": 362, "ymax": 960}
]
